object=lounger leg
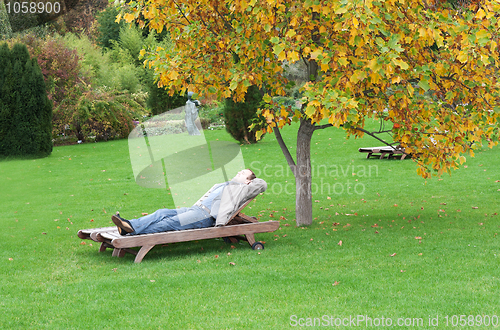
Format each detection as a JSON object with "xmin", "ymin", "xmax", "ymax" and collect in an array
[
  {"xmin": 135, "ymin": 245, "xmax": 155, "ymax": 263},
  {"xmin": 245, "ymin": 234, "xmax": 256, "ymax": 247},
  {"xmin": 99, "ymin": 242, "xmax": 108, "ymax": 253}
]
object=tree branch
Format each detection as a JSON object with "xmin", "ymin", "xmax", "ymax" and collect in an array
[
  {"xmin": 352, "ymin": 126, "xmax": 400, "ymax": 149},
  {"xmin": 314, "ymin": 123, "xmax": 333, "ymax": 131},
  {"xmin": 273, "ymin": 126, "xmax": 296, "ymax": 177},
  {"xmin": 173, "ymin": 0, "xmax": 192, "ymax": 25}
]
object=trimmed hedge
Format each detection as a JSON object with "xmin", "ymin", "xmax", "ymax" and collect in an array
[{"xmin": 0, "ymin": 43, "xmax": 52, "ymax": 157}]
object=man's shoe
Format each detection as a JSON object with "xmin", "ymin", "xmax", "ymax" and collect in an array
[{"xmin": 112, "ymin": 214, "xmax": 134, "ymax": 236}]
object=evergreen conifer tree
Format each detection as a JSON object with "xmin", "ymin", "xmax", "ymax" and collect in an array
[
  {"xmin": 223, "ymin": 85, "xmax": 263, "ymax": 144},
  {"xmin": 0, "ymin": 43, "xmax": 52, "ymax": 157}
]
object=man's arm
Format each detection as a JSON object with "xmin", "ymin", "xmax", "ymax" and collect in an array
[{"xmin": 214, "ymin": 178, "xmax": 267, "ymax": 226}]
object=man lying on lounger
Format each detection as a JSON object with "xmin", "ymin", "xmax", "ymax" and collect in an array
[{"xmin": 112, "ymin": 169, "xmax": 266, "ymax": 235}]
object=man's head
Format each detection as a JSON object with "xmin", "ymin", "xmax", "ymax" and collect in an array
[{"xmin": 232, "ymin": 169, "xmax": 256, "ymax": 184}]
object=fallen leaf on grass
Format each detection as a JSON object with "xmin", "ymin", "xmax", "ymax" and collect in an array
[
  {"xmin": 8, "ymin": 258, "xmax": 13, "ymax": 261},
  {"xmin": 400, "ymin": 270, "xmax": 406, "ymax": 273},
  {"xmin": 338, "ymin": 240, "xmax": 342, "ymax": 246},
  {"xmin": 214, "ymin": 255, "xmax": 219, "ymax": 259},
  {"xmin": 142, "ymin": 213, "xmax": 149, "ymax": 215},
  {"xmin": 332, "ymin": 281, "xmax": 340, "ymax": 286},
  {"xmin": 415, "ymin": 236, "xmax": 422, "ymax": 240},
  {"xmin": 390, "ymin": 253, "xmax": 397, "ymax": 257},
  {"xmin": 80, "ymin": 241, "xmax": 86, "ymax": 245},
  {"xmin": 229, "ymin": 262, "xmax": 236, "ymax": 266},
  {"xmin": 472, "ymin": 207, "xmax": 479, "ymax": 209}
]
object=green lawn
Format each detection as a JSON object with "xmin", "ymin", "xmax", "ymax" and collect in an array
[{"xmin": 1, "ymin": 122, "xmax": 499, "ymax": 329}]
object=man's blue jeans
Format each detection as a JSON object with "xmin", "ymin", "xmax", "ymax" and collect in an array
[{"xmin": 127, "ymin": 206, "xmax": 214, "ymax": 235}]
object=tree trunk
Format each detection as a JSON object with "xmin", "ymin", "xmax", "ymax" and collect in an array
[{"xmin": 295, "ymin": 118, "xmax": 315, "ymax": 226}]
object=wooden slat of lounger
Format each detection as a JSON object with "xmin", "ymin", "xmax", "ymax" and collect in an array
[
  {"xmin": 77, "ymin": 226, "xmax": 116, "ymax": 239},
  {"xmin": 110, "ymin": 221, "xmax": 280, "ymax": 249},
  {"xmin": 99, "ymin": 231, "xmax": 123, "ymax": 241}
]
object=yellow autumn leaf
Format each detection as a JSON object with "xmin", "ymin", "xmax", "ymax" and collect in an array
[
  {"xmin": 168, "ymin": 71, "xmax": 180, "ymax": 80},
  {"xmin": 475, "ymin": 8, "xmax": 486, "ymax": 19},
  {"xmin": 457, "ymin": 52, "xmax": 468, "ymax": 63},
  {"xmin": 310, "ymin": 49, "xmax": 322, "ymax": 60},
  {"xmin": 350, "ymin": 70, "xmax": 367, "ymax": 84},
  {"xmin": 123, "ymin": 13, "xmax": 135, "ymax": 23},
  {"xmin": 367, "ymin": 58, "xmax": 382, "ymax": 72},
  {"xmin": 278, "ymin": 50, "xmax": 287, "ymax": 61},
  {"xmin": 288, "ymin": 51, "xmax": 300, "ymax": 63},
  {"xmin": 280, "ymin": 107, "xmax": 288, "ymax": 118},
  {"xmin": 338, "ymin": 57, "xmax": 349, "ymax": 66},
  {"xmin": 392, "ymin": 58, "xmax": 409, "ymax": 70},
  {"xmin": 352, "ymin": 17, "xmax": 359, "ymax": 28}
]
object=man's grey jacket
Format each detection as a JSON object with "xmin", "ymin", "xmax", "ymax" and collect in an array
[{"xmin": 194, "ymin": 178, "xmax": 267, "ymax": 226}]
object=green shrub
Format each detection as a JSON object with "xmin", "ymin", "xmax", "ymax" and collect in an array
[
  {"xmin": 53, "ymin": 89, "xmax": 148, "ymax": 143},
  {"xmin": 96, "ymin": 6, "xmax": 124, "ymax": 50},
  {"xmin": 62, "ymin": 32, "xmax": 110, "ymax": 83},
  {"xmin": 0, "ymin": 42, "xmax": 52, "ymax": 157},
  {"xmin": 115, "ymin": 25, "xmax": 144, "ymax": 66},
  {"xmin": 223, "ymin": 85, "xmax": 263, "ymax": 144},
  {"xmin": 147, "ymin": 82, "xmax": 186, "ymax": 115},
  {"xmin": 197, "ymin": 101, "xmax": 225, "ymax": 129}
]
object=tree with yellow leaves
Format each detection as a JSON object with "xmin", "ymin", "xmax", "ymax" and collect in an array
[{"xmin": 119, "ymin": 0, "xmax": 500, "ymax": 226}]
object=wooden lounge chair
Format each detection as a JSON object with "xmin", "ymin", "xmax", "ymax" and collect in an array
[
  {"xmin": 77, "ymin": 199, "xmax": 279, "ymax": 263},
  {"xmin": 358, "ymin": 145, "xmax": 407, "ymax": 160}
]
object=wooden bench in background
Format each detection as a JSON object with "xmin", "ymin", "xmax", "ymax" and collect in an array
[
  {"xmin": 358, "ymin": 146, "xmax": 407, "ymax": 160},
  {"xmin": 77, "ymin": 199, "xmax": 279, "ymax": 263}
]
